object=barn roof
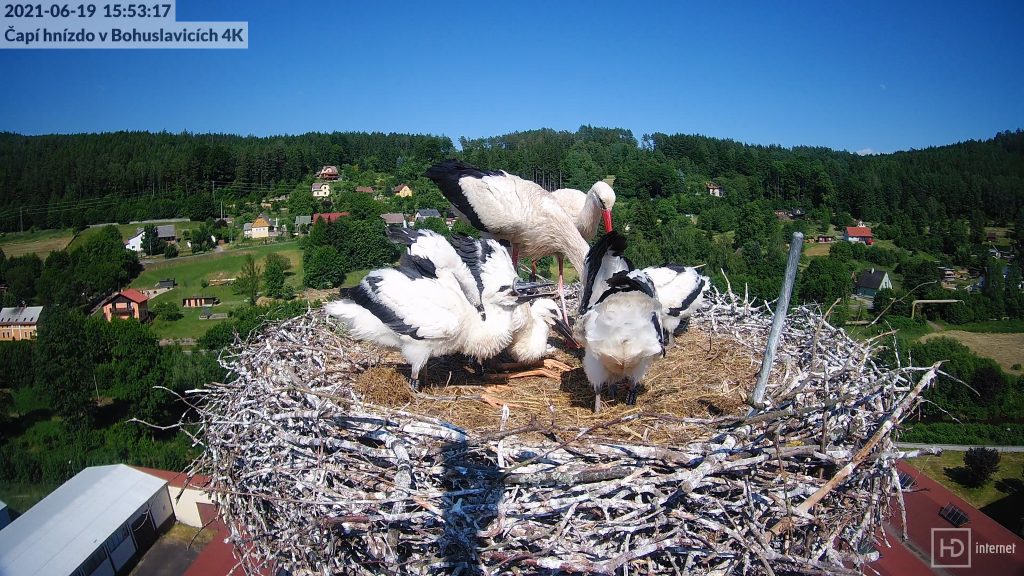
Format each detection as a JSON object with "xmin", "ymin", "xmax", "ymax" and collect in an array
[{"xmin": 0, "ymin": 465, "xmax": 167, "ymax": 576}]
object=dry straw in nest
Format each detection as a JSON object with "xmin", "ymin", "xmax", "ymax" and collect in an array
[{"xmin": 184, "ymin": 288, "xmax": 937, "ymax": 575}]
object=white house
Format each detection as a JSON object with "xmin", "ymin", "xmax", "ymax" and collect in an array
[
  {"xmin": 311, "ymin": 182, "xmax": 331, "ymax": 198},
  {"xmin": 124, "ymin": 231, "xmax": 144, "ymax": 253},
  {"xmin": 0, "ymin": 464, "xmax": 173, "ymax": 576}
]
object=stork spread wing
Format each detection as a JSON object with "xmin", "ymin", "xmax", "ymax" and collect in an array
[
  {"xmin": 354, "ymin": 270, "xmax": 466, "ymax": 340},
  {"xmin": 391, "ymin": 228, "xmax": 482, "ymax": 309}
]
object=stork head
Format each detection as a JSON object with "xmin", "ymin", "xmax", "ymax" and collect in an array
[
  {"xmin": 530, "ymin": 298, "xmax": 576, "ymax": 341},
  {"xmin": 590, "ymin": 181, "xmax": 616, "ymax": 232}
]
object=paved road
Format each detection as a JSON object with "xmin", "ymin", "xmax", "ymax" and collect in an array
[{"xmin": 897, "ymin": 442, "xmax": 1024, "ymax": 452}]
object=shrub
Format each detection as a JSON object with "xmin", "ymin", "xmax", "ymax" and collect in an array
[{"xmin": 963, "ymin": 447, "xmax": 1000, "ymax": 487}]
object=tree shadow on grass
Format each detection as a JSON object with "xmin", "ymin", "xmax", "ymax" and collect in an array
[
  {"xmin": 995, "ymin": 477, "xmax": 1024, "ymax": 494},
  {"xmin": 943, "ymin": 465, "xmax": 983, "ymax": 487},
  {"xmin": 9, "ymin": 408, "xmax": 53, "ymax": 435}
]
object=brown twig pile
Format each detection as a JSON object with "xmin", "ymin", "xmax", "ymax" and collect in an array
[{"xmin": 188, "ymin": 288, "xmax": 937, "ymax": 575}]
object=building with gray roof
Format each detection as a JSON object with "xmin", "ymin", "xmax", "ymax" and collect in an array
[{"xmin": 0, "ymin": 464, "xmax": 173, "ymax": 576}]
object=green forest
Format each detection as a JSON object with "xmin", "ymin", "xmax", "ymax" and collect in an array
[{"xmin": 2, "ymin": 126, "xmax": 1024, "ymax": 503}]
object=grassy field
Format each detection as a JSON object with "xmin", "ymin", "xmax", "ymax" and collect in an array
[
  {"xmin": 131, "ymin": 242, "xmax": 303, "ymax": 341},
  {"xmin": 908, "ymin": 450, "xmax": 1024, "ymax": 509},
  {"xmin": 920, "ymin": 331, "xmax": 1024, "ymax": 375},
  {"xmin": 802, "ymin": 241, "xmax": 833, "ymax": 257},
  {"xmin": 67, "ymin": 220, "xmax": 210, "ymax": 252},
  {"xmin": 0, "ymin": 228, "xmax": 76, "ymax": 258}
]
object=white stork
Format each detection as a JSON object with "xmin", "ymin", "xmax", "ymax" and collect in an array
[
  {"xmin": 551, "ymin": 181, "xmax": 616, "ymax": 241},
  {"xmin": 642, "ymin": 265, "xmax": 710, "ymax": 346},
  {"xmin": 574, "ymin": 231, "xmax": 665, "ymax": 412},
  {"xmin": 325, "ymin": 236, "xmax": 553, "ymax": 391},
  {"xmin": 425, "ymin": 159, "xmax": 589, "ymax": 321},
  {"xmin": 387, "ymin": 227, "xmax": 484, "ymax": 315}
]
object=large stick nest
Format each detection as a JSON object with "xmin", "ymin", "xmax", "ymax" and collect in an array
[{"xmin": 188, "ymin": 288, "xmax": 936, "ymax": 575}]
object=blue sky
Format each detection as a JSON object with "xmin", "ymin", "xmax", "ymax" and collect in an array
[{"xmin": 0, "ymin": 0, "xmax": 1021, "ymax": 153}]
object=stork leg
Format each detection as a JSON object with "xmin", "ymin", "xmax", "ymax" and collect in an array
[
  {"xmin": 594, "ymin": 387, "xmax": 602, "ymax": 414},
  {"xmin": 511, "ymin": 244, "xmax": 520, "ymax": 268},
  {"xmin": 530, "ymin": 259, "xmax": 537, "ymax": 281},
  {"xmin": 626, "ymin": 380, "xmax": 640, "ymax": 406}
]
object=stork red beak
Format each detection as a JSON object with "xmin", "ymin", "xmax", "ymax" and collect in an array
[{"xmin": 602, "ymin": 209, "xmax": 613, "ymax": 233}]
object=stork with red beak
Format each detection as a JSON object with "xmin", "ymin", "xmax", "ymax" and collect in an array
[{"xmin": 550, "ymin": 181, "xmax": 616, "ymax": 241}]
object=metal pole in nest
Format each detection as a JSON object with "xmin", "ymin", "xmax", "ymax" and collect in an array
[{"xmin": 749, "ymin": 231, "xmax": 804, "ymax": 413}]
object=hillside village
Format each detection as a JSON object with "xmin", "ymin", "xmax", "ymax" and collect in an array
[{"xmin": 1, "ymin": 129, "xmax": 1023, "ymax": 575}]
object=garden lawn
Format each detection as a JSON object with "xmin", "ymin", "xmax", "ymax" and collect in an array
[
  {"xmin": 908, "ymin": 450, "xmax": 1024, "ymax": 510},
  {"xmin": 67, "ymin": 220, "xmax": 205, "ymax": 251}
]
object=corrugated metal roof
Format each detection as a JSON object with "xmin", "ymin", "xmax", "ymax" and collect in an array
[
  {"xmin": 0, "ymin": 306, "xmax": 43, "ymax": 325},
  {"xmin": 0, "ymin": 464, "xmax": 167, "ymax": 576}
]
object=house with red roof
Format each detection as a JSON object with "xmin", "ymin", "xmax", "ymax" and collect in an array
[
  {"xmin": 868, "ymin": 460, "xmax": 1024, "ymax": 575},
  {"xmin": 312, "ymin": 212, "xmax": 350, "ymax": 225},
  {"xmin": 845, "ymin": 226, "xmax": 874, "ymax": 245},
  {"xmin": 101, "ymin": 289, "xmax": 150, "ymax": 322}
]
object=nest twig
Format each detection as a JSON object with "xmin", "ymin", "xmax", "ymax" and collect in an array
[{"xmin": 186, "ymin": 288, "xmax": 936, "ymax": 575}]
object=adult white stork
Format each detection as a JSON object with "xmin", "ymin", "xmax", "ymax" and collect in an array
[
  {"xmin": 574, "ymin": 231, "xmax": 666, "ymax": 412},
  {"xmin": 550, "ymin": 181, "xmax": 616, "ymax": 241},
  {"xmin": 425, "ymin": 159, "xmax": 589, "ymax": 321},
  {"xmin": 325, "ymin": 236, "xmax": 553, "ymax": 392},
  {"xmin": 642, "ymin": 265, "xmax": 710, "ymax": 346}
]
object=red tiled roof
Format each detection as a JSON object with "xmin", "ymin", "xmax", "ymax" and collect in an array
[
  {"xmin": 871, "ymin": 461, "xmax": 1024, "ymax": 575},
  {"xmin": 313, "ymin": 212, "xmax": 350, "ymax": 224},
  {"xmin": 131, "ymin": 465, "xmax": 212, "ymax": 489},
  {"xmin": 119, "ymin": 288, "xmax": 149, "ymax": 304},
  {"xmin": 184, "ymin": 512, "xmax": 274, "ymax": 576},
  {"xmin": 355, "ymin": 186, "xmax": 375, "ymax": 194},
  {"xmin": 846, "ymin": 226, "xmax": 873, "ymax": 237},
  {"xmin": 869, "ymin": 524, "xmax": 934, "ymax": 576}
]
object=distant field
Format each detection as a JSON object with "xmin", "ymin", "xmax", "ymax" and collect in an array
[
  {"xmin": 0, "ymin": 228, "xmax": 75, "ymax": 258},
  {"xmin": 920, "ymin": 331, "xmax": 1024, "ymax": 375}
]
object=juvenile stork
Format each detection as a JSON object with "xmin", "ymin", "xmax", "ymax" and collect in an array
[
  {"xmin": 550, "ymin": 181, "xmax": 616, "ymax": 241},
  {"xmin": 574, "ymin": 231, "xmax": 665, "ymax": 412},
  {"xmin": 325, "ymin": 236, "xmax": 553, "ymax": 392},
  {"xmin": 425, "ymin": 159, "xmax": 589, "ymax": 321},
  {"xmin": 388, "ymin": 229, "xmax": 570, "ymax": 379},
  {"xmin": 642, "ymin": 265, "xmax": 710, "ymax": 346}
]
